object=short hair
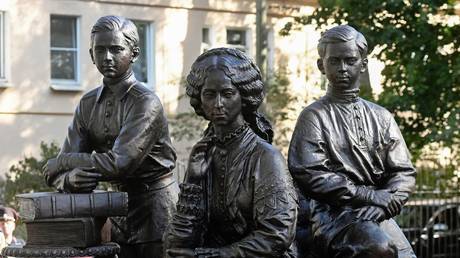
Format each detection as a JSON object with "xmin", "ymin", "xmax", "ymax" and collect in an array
[
  {"xmin": 0, "ymin": 207, "xmax": 18, "ymax": 222},
  {"xmin": 186, "ymin": 48, "xmax": 273, "ymax": 143},
  {"xmin": 317, "ymin": 25, "xmax": 368, "ymax": 58},
  {"xmin": 90, "ymin": 15, "xmax": 139, "ymax": 49}
]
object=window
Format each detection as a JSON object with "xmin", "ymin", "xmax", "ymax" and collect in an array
[
  {"xmin": 201, "ymin": 27, "xmax": 212, "ymax": 53},
  {"xmin": 0, "ymin": 11, "xmax": 6, "ymax": 82},
  {"xmin": 226, "ymin": 29, "xmax": 248, "ymax": 53},
  {"xmin": 50, "ymin": 15, "xmax": 79, "ymax": 88},
  {"xmin": 132, "ymin": 20, "xmax": 154, "ymax": 88}
]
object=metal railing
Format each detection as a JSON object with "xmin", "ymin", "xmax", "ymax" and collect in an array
[{"xmin": 395, "ymin": 169, "xmax": 460, "ymax": 258}]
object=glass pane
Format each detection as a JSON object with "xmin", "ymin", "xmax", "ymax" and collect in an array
[
  {"xmin": 202, "ymin": 28, "xmax": 210, "ymax": 44},
  {"xmin": 227, "ymin": 29, "xmax": 246, "ymax": 46},
  {"xmin": 51, "ymin": 16, "xmax": 76, "ymax": 48},
  {"xmin": 0, "ymin": 12, "xmax": 4, "ymax": 79},
  {"xmin": 133, "ymin": 21, "xmax": 148, "ymax": 83},
  {"xmin": 51, "ymin": 50, "xmax": 76, "ymax": 80}
]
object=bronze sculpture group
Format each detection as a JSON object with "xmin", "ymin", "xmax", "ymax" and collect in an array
[{"xmin": 38, "ymin": 15, "xmax": 417, "ymax": 258}]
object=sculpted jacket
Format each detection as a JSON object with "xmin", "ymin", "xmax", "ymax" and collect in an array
[
  {"xmin": 288, "ymin": 88, "xmax": 416, "ymax": 245},
  {"xmin": 48, "ymin": 71, "xmax": 177, "ymax": 243},
  {"xmin": 166, "ymin": 127, "xmax": 298, "ymax": 257}
]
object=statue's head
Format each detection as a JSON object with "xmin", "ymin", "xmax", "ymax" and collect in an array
[
  {"xmin": 89, "ymin": 15, "xmax": 140, "ymax": 79},
  {"xmin": 186, "ymin": 48, "xmax": 273, "ymax": 142},
  {"xmin": 317, "ymin": 25, "xmax": 368, "ymax": 90}
]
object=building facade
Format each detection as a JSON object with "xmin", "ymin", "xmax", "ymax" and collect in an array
[{"xmin": 0, "ymin": 0, "xmax": 322, "ymax": 177}]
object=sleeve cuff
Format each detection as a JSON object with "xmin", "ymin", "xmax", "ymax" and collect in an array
[{"xmin": 177, "ymin": 183, "xmax": 204, "ymax": 217}]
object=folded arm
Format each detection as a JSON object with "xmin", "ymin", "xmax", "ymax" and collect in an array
[
  {"xmin": 48, "ymin": 94, "xmax": 166, "ymax": 191},
  {"xmin": 165, "ymin": 183, "xmax": 206, "ymax": 253},
  {"xmin": 378, "ymin": 116, "xmax": 416, "ymax": 217}
]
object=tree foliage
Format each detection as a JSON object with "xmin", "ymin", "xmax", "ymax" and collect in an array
[
  {"xmin": 281, "ymin": 0, "xmax": 460, "ymax": 159},
  {"xmin": 266, "ymin": 69, "xmax": 300, "ymax": 149},
  {"xmin": 0, "ymin": 142, "xmax": 58, "ymax": 208}
]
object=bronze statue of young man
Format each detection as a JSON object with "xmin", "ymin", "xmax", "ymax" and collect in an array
[
  {"xmin": 288, "ymin": 25, "xmax": 416, "ymax": 258},
  {"xmin": 43, "ymin": 15, "xmax": 177, "ymax": 258}
]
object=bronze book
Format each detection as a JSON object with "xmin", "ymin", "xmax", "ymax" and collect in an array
[
  {"xmin": 25, "ymin": 217, "xmax": 104, "ymax": 248},
  {"xmin": 17, "ymin": 191, "xmax": 128, "ymax": 221}
]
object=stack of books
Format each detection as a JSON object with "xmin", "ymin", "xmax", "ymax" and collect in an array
[{"xmin": 17, "ymin": 191, "xmax": 128, "ymax": 248}]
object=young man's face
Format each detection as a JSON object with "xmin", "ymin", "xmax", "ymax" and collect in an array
[
  {"xmin": 90, "ymin": 30, "xmax": 138, "ymax": 79},
  {"xmin": 318, "ymin": 40, "xmax": 367, "ymax": 90}
]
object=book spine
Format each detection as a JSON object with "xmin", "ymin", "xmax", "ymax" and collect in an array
[
  {"xmin": 71, "ymin": 194, "xmax": 75, "ymax": 217},
  {"xmin": 20, "ymin": 192, "xmax": 128, "ymax": 220},
  {"xmin": 51, "ymin": 195, "xmax": 56, "ymax": 218},
  {"xmin": 89, "ymin": 193, "xmax": 94, "ymax": 217},
  {"xmin": 108, "ymin": 191, "xmax": 113, "ymax": 211}
]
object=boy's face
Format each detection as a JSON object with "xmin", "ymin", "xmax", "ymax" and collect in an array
[
  {"xmin": 318, "ymin": 40, "xmax": 367, "ymax": 90},
  {"xmin": 90, "ymin": 30, "xmax": 138, "ymax": 79},
  {"xmin": 0, "ymin": 219, "xmax": 15, "ymax": 237}
]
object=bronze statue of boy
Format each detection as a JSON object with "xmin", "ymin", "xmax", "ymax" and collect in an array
[
  {"xmin": 43, "ymin": 15, "xmax": 177, "ymax": 258},
  {"xmin": 288, "ymin": 25, "xmax": 416, "ymax": 258}
]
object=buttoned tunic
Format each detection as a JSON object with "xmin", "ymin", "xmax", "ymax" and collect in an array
[
  {"xmin": 288, "ymin": 88, "xmax": 416, "ymax": 251},
  {"xmin": 50, "ymin": 72, "xmax": 177, "ymax": 243}
]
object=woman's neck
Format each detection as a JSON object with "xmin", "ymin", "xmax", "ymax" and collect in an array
[{"xmin": 213, "ymin": 115, "xmax": 245, "ymax": 139}]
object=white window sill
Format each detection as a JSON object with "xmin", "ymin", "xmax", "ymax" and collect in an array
[
  {"xmin": 0, "ymin": 80, "xmax": 12, "ymax": 88},
  {"xmin": 50, "ymin": 83, "xmax": 83, "ymax": 92}
]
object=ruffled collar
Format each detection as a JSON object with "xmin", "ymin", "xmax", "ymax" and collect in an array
[{"xmin": 211, "ymin": 123, "xmax": 249, "ymax": 146}]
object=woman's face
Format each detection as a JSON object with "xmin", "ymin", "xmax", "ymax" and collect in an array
[{"xmin": 200, "ymin": 69, "xmax": 243, "ymax": 127}]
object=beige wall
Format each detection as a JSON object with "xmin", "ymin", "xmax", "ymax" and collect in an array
[{"xmin": 0, "ymin": 0, "xmax": 319, "ymax": 177}]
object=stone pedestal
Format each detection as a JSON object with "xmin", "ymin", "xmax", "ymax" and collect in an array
[{"xmin": 2, "ymin": 242, "xmax": 120, "ymax": 258}]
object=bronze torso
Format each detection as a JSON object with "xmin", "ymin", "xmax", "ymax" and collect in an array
[
  {"xmin": 50, "ymin": 72, "xmax": 177, "ymax": 244},
  {"xmin": 167, "ymin": 127, "xmax": 298, "ymax": 257},
  {"xmin": 289, "ymin": 89, "xmax": 416, "ymax": 255}
]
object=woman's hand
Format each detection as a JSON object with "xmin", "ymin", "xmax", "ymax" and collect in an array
[{"xmin": 184, "ymin": 138, "xmax": 211, "ymax": 185}]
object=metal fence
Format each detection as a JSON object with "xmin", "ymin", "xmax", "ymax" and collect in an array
[{"xmin": 395, "ymin": 168, "xmax": 460, "ymax": 258}]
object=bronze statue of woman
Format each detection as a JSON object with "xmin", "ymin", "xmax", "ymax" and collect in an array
[{"xmin": 165, "ymin": 48, "xmax": 298, "ymax": 257}]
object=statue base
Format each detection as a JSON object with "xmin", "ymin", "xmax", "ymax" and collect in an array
[{"xmin": 1, "ymin": 242, "xmax": 120, "ymax": 257}]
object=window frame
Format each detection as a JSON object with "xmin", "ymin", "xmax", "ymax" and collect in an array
[
  {"xmin": 0, "ymin": 10, "xmax": 10, "ymax": 87},
  {"xmin": 201, "ymin": 26, "xmax": 214, "ymax": 53},
  {"xmin": 49, "ymin": 15, "xmax": 81, "ymax": 91},
  {"xmin": 226, "ymin": 27, "xmax": 251, "ymax": 54},
  {"xmin": 131, "ymin": 19, "xmax": 155, "ymax": 90}
]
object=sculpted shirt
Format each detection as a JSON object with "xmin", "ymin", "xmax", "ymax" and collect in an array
[
  {"xmin": 166, "ymin": 127, "xmax": 298, "ymax": 257},
  {"xmin": 51, "ymin": 72, "xmax": 176, "ymax": 189},
  {"xmin": 49, "ymin": 72, "xmax": 177, "ymax": 243},
  {"xmin": 288, "ymin": 88, "xmax": 416, "ymax": 243}
]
